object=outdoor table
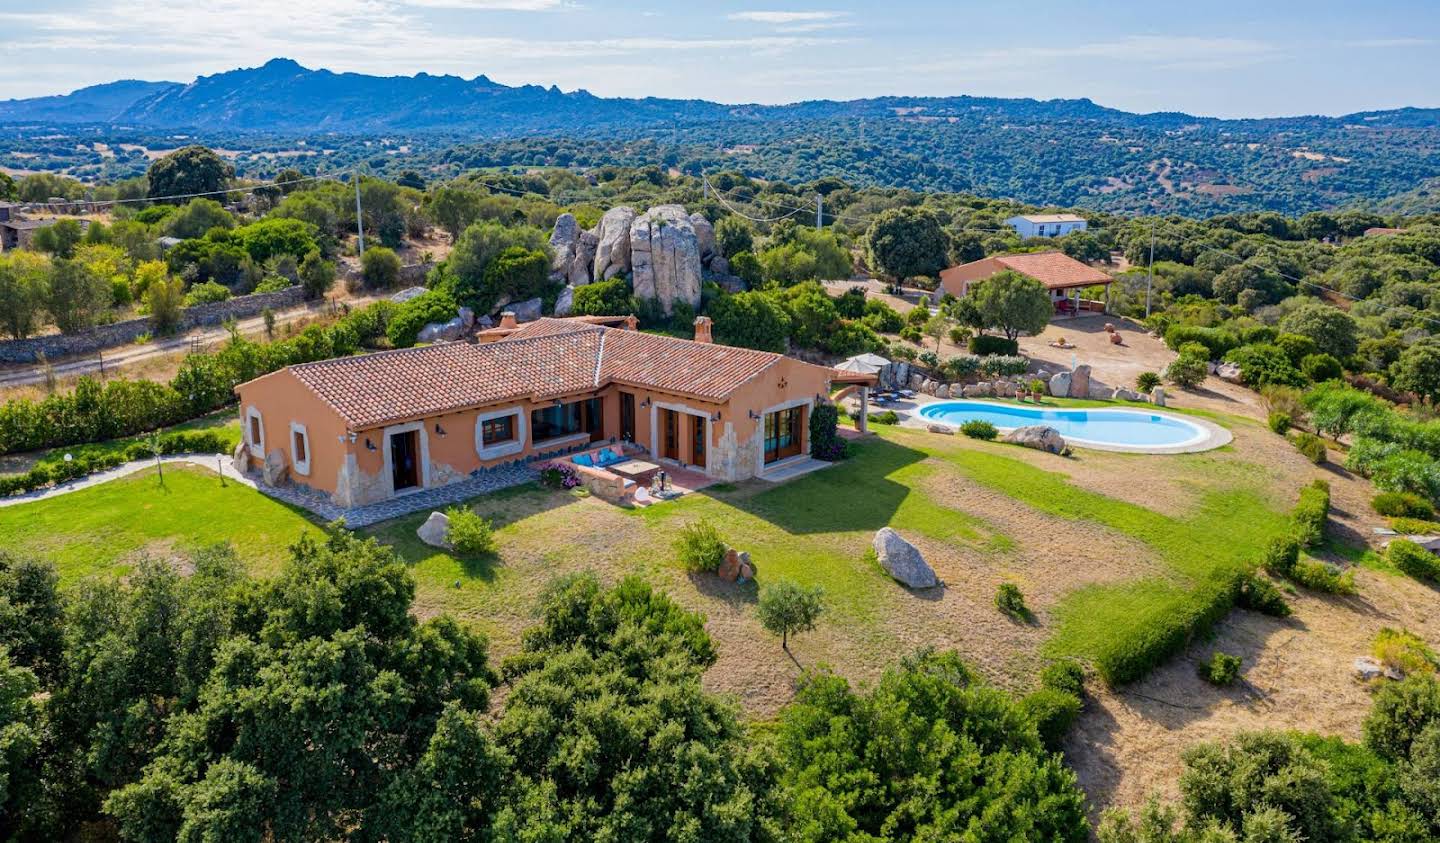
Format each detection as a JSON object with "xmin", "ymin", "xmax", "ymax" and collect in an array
[{"xmin": 609, "ymin": 459, "xmax": 660, "ymax": 485}]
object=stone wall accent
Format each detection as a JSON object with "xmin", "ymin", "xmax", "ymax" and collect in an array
[{"xmin": 0, "ymin": 285, "xmax": 309, "ymax": 364}]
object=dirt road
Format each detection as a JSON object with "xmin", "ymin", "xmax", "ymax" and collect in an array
[{"xmin": 0, "ymin": 296, "xmax": 374, "ymax": 390}]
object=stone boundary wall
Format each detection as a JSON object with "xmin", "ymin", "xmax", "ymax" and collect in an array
[{"xmin": 0, "ymin": 286, "xmax": 308, "ymax": 364}]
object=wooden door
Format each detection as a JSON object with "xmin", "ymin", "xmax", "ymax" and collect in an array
[{"xmin": 390, "ymin": 430, "xmax": 419, "ymax": 491}]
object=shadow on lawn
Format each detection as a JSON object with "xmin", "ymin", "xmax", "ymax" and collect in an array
[{"xmin": 715, "ymin": 437, "xmax": 930, "ymax": 535}]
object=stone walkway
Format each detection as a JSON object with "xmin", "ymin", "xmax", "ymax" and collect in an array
[
  {"xmin": 0, "ymin": 453, "xmax": 253, "ymax": 508},
  {"xmin": 0, "ymin": 451, "xmax": 537, "ymax": 529},
  {"xmin": 255, "ymin": 464, "xmax": 537, "ymax": 528}
]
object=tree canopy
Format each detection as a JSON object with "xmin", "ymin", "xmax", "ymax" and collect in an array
[
  {"xmin": 146, "ymin": 146, "xmax": 235, "ymax": 203},
  {"xmin": 972, "ymin": 270, "xmax": 1053, "ymax": 340}
]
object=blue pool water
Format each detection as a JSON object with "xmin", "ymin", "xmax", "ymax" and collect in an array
[{"xmin": 916, "ymin": 401, "xmax": 1206, "ymax": 448}]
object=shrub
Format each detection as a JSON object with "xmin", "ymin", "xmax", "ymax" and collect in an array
[
  {"xmin": 708, "ymin": 290, "xmax": 791, "ymax": 353},
  {"xmin": 1388, "ymin": 539, "xmax": 1440, "ymax": 583},
  {"xmin": 1198, "ymin": 651, "xmax": 1242, "ymax": 685},
  {"xmin": 1163, "ymin": 325, "xmax": 1236, "ymax": 359},
  {"xmin": 674, "ymin": 519, "xmax": 727, "ymax": 574},
  {"xmin": 995, "ymin": 582, "xmax": 1027, "ymax": 617},
  {"xmin": 444, "ymin": 506, "xmax": 495, "ymax": 556},
  {"xmin": 1020, "ymin": 688, "xmax": 1082, "ymax": 752},
  {"xmin": 1262, "ymin": 535, "xmax": 1299, "ymax": 579},
  {"xmin": 1292, "ymin": 480, "xmax": 1331, "ymax": 546},
  {"xmin": 1135, "ymin": 371, "xmax": 1161, "ymax": 393},
  {"xmin": 1177, "ymin": 341, "xmax": 1210, "ymax": 360},
  {"xmin": 360, "ymin": 246, "xmax": 401, "ymax": 289},
  {"xmin": 961, "ymin": 420, "xmax": 998, "ymax": 440},
  {"xmin": 1040, "ymin": 659, "xmax": 1086, "ymax": 698},
  {"xmin": 899, "ymin": 325, "xmax": 923, "ymax": 344},
  {"xmin": 1260, "ymin": 384, "xmax": 1307, "ymax": 425},
  {"xmin": 871, "ymin": 410, "xmax": 899, "ymax": 425},
  {"xmin": 1237, "ymin": 574, "xmax": 1291, "ymax": 617},
  {"xmin": 917, "ymin": 350, "xmax": 939, "ymax": 369},
  {"xmin": 1164, "ymin": 354, "xmax": 1208, "ymax": 389},
  {"xmin": 537, "ymin": 462, "xmax": 580, "ymax": 490},
  {"xmin": 1372, "ymin": 627, "xmax": 1438, "ymax": 677},
  {"xmin": 1390, "ymin": 517, "xmax": 1440, "ymax": 535},
  {"xmin": 1274, "ymin": 331, "xmax": 1319, "ymax": 364},
  {"xmin": 969, "ymin": 333, "xmax": 1019, "ymax": 356},
  {"xmin": 1363, "ymin": 674, "xmax": 1440, "ymax": 760},
  {"xmin": 386, "ymin": 289, "xmax": 458, "ymax": 348},
  {"xmin": 569, "ymin": 276, "xmax": 630, "ymax": 316},
  {"xmin": 1291, "ymin": 558, "xmax": 1357, "ymax": 594},
  {"xmin": 1268, "ymin": 411, "xmax": 1292, "ymax": 434},
  {"xmin": 808, "ymin": 403, "xmax": 847, "ymax": 462},
  {"xmin": 1373, "ymin": 491, "xmax": 1435, "ymax": 519},
  {"xmin": 182, "ymin": 280, "xmax": 232, "ymax": 306},
  {"xmin": 939, "ymin": 354, "xmax": 980, "ymax": 380},
  {"xmin": 254, "ymin": 274, "xmax": 293, "ymax": 293},
  {"xmin": 1290, "ymin": 431, "xmax": 1327, "ymax": 465},
  {"xmin": 947, "ymin": 326, "xmax": 968, "ymax": 345},
  {"xmin": 1301, "ymin": 352, "xmax": 1344, "ymax": 382},
  {"xmin": 860, "ymin": 299, "xmax": 903, "ymax": 333},
  {"xmin": 979, "ymin": 354, "xmax": 1029, "ymax": 377},
  {"xmin": 1224, "ymin": 343, "xmax": 1306, "ymax": 388}
]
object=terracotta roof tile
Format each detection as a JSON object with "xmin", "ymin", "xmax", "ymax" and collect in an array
[
  {"xmin": 992, "ymin": 251, "xmax": 1112, "ymax": 289},
  {"xmin": 278, "ymin": 319, "xmax": 787, "ymax": 430}
]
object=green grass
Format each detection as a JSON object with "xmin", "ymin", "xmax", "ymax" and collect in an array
[
  {"xmin": 918, "ymin": 436, "xmax": 1290, "ymax": 667},
  {"xmin": 0, "ymin": 407, "xmax": 1296, "ymax": 687},
  {"xmin": 0, "ymin": 466, "xmax": 320, "ymax": 582}
]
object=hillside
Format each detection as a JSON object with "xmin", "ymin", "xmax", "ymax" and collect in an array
[{"xmin": 3, "ymin": 59, "xmax": 1440, "ymax": 216}]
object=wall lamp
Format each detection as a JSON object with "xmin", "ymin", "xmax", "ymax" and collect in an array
[
  {"xmin": 711, "ymin": 410, "xmax": 722, "ymax": 421},
  {"xmin": 748, "ymin": 409, "xmax": 761, "ymax": 420},
  {"xmin": 639, "ymin": 397, "xmax": 652, "ymax": 408},
  {"xmin": 434, "ymin": 423, "xmax": 446, "ymax": 436},
  {"xmin": 365, "ymin": 438, "xmax": 377, "ymax": 451}
]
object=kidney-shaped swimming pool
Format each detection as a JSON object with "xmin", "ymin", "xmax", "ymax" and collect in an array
[{"xmin": 916, "ymin": 400, "xmax": 1221, "ymax": 451}]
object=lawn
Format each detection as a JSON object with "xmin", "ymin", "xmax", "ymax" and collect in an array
[
  {"xmin": 0, "ymin": 410, "xmax": 242, "ymax": 476},
  {"xmin": 0, "ymin": 466, "xmax": 320, "ymax": 581},
  {"xmin": 0, "ymin": 407, "xmax": 1299, "ymax": 701}
]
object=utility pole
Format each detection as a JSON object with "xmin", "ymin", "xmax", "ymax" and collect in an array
[
  {"xmin": 1145, "ymin": 220, "xmax": 1156, "ymax": 319},
  {"xmin": 353, "ymin": 171, "xmax": 366, "ymax": 258},
  {"xmin": 815, "ymin": 194, "xmax": 823, "ymax": 229}
]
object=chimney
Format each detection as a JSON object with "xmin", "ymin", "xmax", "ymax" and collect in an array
[
  {"xmin": 498, "ymin": 311, "xmax": 518, "ymax": 330},
  {"xmin": 693, "ymin": 316, "xmax": 713, "ymax": 344},
  {"xmin": 623, "ymin": 314, "xmax": 640, "ymax": 332}
]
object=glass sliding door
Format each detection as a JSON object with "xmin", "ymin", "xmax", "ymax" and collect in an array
[
  {"xmin": 763, "ymin": 406, "xmax": 804, "ymax": 464},
  {"xmin": 530, "ymin": 397, "xmax": 604, "ymax": 443}
]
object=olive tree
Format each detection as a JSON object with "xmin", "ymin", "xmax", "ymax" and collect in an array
[{"xmin": 973, "ymin": 270, "xmax": 1052, "ymax": 340}]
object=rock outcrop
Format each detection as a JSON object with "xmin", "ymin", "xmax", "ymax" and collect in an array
[
  {"xmin": 417, "ymin": 511, "xmax": 450, "ymax": 548},
  {"xmin": 261, "ymin": 449, "xmax": 289, "ymax": 487},
  {"xmin": 1068, "ymin": 364, "xmax": 1091, "ymax": 399},
  {"xmin": 1048, "ymin": 371, "xmax": 1071, "ymax": 398},
  {"xmin": 553, "ymin": 285, "xmax": 575, "ymax": 317},
  {"xmin": 592, "ymin": 206, "xmax": 637, "ymax": 280},
  {"xmin": 1002, "ymin": 425, "xmax": 1066, "ymax": 454},
  {"xmin": 630, "ymin": 205, "xmax": 703, "ymax": 315},
  {"xmin": 416, "ymin": 306, "xmax": 475, "ymax": 344},
  {"xmin": 690, "ymin": 212, "xmax": 716, "ymax": 261},
  {"xmin": 872, "ymin": 527, "xmax": 939, "ymax": 588},
  {"xmin": 510, "ymin": 297, "xmax": 543, "ymax": 322}
]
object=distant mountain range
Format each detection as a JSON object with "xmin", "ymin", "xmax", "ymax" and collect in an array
[
  {"xmin": 3, "ymin": 59, "xmax": 1439, "ymax": 216},
  {"xmin": 5, "ymin": 58, "xmax": 1439, "ymax": 135}
]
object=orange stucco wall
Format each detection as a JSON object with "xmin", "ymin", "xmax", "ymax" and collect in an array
[{"xmin": 234, "ymin": 350, "xmax": 839, "ymax": 506}]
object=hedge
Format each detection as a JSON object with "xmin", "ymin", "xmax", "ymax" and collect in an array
[
  {"xmin": 0, "ymin": 429, "xmax": 233, "ymax": 497},
  {"xmin": 1389, "ymin": 539, "xmax": 1440, "ymax": 583},
  {"xmin": 1162, "ymin": 325, "xmax": 1237, "ymax": 359},
  {"xmin": 969, "ymin": 334, "xmax": 1019, "ymax": 356},
  {"xmin": 0, "ymin": 301, "xmax": 394, "ymax": 457},
  {"xmin": 1092, "ymin": 571, "xmax": 1239, "ymax": 687},
  {"xmin": 1292, "ymin": 479, "xmax": 1331, "ymax": 547}
]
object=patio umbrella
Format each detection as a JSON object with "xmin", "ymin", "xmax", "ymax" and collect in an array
[{"xmin": 836, "ymin": 353, "xmax": 890, "ymax": 374}]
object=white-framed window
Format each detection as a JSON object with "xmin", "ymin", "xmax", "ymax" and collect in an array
[
  {"xmin": 289, "ymin": 421, "xmax": 311, "ymax": 476},
  {"xmin": 475, "ymin": 407, "xmax": 526, "ymax": 460},
  {"xmin": 245, "ymin": 406, "xmax": 265, "ymax": 458}
]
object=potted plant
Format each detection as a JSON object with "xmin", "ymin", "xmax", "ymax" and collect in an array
[{"xmin": 1029, "ymin": 379, "xmax": 1046, "ymax": 402}]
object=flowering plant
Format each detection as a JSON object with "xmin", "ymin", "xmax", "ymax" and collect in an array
[{"xmin": 539, "ymin": 462, "xmax": 582, "ymax": 490}]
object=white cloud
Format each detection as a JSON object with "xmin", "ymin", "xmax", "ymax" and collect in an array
[
  {"xmin": 728, "ymin": 10, "xmax": 848, "ymax": 24},
  {"xmin": 398, "ymin": 0, "xmax": 569, "ymax": 9},
  {"xmin": 1345, "ymin": 38, "xmax": 1435, "ymax": 49}
]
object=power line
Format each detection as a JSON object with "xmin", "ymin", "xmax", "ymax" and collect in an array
[{"xmin": 65, "ymin": 171, "xmax": 347, "ymax": 208}]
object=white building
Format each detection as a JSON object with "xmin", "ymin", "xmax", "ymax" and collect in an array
[{"xmin": 1006, "ymin": 214, "xmax": 1088, "ymax": 239}]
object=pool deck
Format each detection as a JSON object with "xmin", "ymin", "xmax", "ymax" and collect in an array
[{"xmin": 893, "ymin": 395, "xmax": 1233, "ymax": 455}]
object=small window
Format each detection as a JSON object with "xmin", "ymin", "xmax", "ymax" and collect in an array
[
  {"xmin": 293, "ymin": 429, "xmax": 307, "ymax": 463},
  {"xmin": 482, "ymin": 415, "xmax": 515, "ymax": 445},
  {"xmin": 249, "ymin": 415, "xmax": 262, "ymax": 445}
]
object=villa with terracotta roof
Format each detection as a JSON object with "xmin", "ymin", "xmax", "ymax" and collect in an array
[
  {"xmin": 939, "ymin": 251, "xmax": 1113, "ymax": 316},
  {"xmin": 233, "ymin": 316, "xmax": 870, "ymax": 507}
]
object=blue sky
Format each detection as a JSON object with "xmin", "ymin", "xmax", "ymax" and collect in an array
[{"xmin": 1, "ymin": 0, "xmax": 1435, "ymax": 117}]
